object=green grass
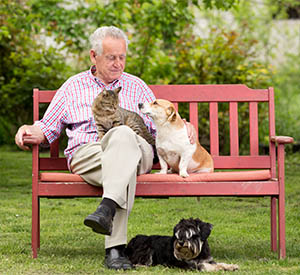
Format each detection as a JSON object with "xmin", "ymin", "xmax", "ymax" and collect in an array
[{"xmin": 1, "ymin": 145, "xmax": 300, "ymax": 274}]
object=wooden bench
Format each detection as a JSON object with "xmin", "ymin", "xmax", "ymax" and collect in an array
[{"xmin": 32, "ymin": 84, "xmax": 293, "ymax": 259}]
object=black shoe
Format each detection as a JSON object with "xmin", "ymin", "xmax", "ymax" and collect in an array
[
  {"xmin": 84, "ymin": 204, "xmax": 113, "ymax": 235},
  {"xmin": 105, "ymin": 248, "xmax": 133, "ymax": 270}
]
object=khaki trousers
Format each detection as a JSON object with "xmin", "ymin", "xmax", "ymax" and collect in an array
[{"xmin": 70, "ymin": 126, "xmax": 153, "ymax": 248}]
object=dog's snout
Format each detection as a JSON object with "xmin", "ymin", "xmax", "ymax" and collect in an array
[
  {"xmin": 178, "ymin": 240, "xmax": 185, "ymax": 246},
  {"xmin": 138, "ymin": 103, "xmax": 143, "ymax": 110}
]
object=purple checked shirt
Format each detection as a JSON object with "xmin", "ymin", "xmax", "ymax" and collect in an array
[{"xmin": 35, "ymin": 66, "xmax": 156, "ymax": 168}]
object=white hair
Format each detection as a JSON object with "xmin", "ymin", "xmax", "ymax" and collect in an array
[{"xmin": 89, "ymin": 26, "xmax": 129, "ymax": 55}]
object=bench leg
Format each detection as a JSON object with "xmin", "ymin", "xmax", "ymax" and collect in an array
[
  {"xmin": 38, "ymin": 200, "xmax": 40, "ymax": 249},
  {"xmin": 278, "ymin": 191, "xmax": 286, "ymax": 259},
  {"xmin": 32, "ymin": 196, "xmax": 40, "ymax": 258},
  {"xmin": 277, "ymin": 144, "xmax": 286, "ymax": 259},
  {"xmin": 270, "ymin": 196, "xmax": 277, "ymax": 252}
]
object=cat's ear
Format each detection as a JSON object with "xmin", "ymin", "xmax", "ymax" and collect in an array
[
  {"xmin": 115, "ymin": 87, "xmax": 122, "ymax": 94},
  {"xmin": 102, "ymin": 88, "xmax": 107, "ymax": 95}
]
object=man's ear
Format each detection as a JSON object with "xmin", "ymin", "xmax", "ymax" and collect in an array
[
  {"xmin": 90, "ymin": 49, "xmax": 97, "ymax": 64},
  {"xmin": 167, "ymin": 106, "xmax": 176, "ymax": 122}
]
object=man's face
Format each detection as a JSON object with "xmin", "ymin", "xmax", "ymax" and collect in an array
[{"xmin": 90, "ymin": 37, "xmax": 126, "ymax": 85}]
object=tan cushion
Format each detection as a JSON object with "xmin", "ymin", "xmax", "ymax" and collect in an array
[{"xmin": 40, "ymin": 169, "xmax": 271, "ymax": 182}]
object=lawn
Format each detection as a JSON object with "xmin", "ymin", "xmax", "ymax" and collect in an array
[{"xmin": 0, "ymin": 145, "xmax": 300, "ymax": 274}]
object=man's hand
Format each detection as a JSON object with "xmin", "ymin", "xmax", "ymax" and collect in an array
[
  {"xmin": 183, "ymin": 119, "xmax": 197, "ymax": 144},
  {"xmin": 15, "ymin": 125, "xmax": 46, "ymax": 151}
]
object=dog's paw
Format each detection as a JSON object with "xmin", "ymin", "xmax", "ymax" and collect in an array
[
  {"xmin": 179, "ymin": 171, "xmax": 189, "ymax": 178},
  {"xmin": 167, "ymin": 168, "xmax": 174, "ymax": 174},
  {"xmin": 215, "ymin": 263, "xmax": 239, "ymax": 271},
  {"xmin": 199, "ymin": 262, "xmax": 239, "ymax": 272},
  {"xmin": 155, "ymin": 170, "xmax": 167, "ymax": 175}
]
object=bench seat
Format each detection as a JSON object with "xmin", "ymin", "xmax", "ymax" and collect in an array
[
  {"xmin": 38, "ymin": 170, "xmax": 274, "ymax": 197},
  {"xmin": 40, "ymin": 169, "xmax": 271, "ymax": 182}
]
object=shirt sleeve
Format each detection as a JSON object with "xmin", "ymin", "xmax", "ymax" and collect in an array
[{"xmin": 34, "ymin": 88, "xmax": 67, "ymax": 144}]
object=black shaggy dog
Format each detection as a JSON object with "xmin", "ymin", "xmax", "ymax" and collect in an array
[{"xmin": 125, "ymin": 218, "xmax": 238, "ymax": 271}]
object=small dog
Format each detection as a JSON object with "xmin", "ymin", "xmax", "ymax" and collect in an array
[
  {"xmin": 125, "ymin": 218, "xmax": 239, "ymax": 271},
  {"xmin": 139, "ymin": 99, "xmax": 213, "ymax": 177}
]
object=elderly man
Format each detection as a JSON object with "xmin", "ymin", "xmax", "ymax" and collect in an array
[{"xmin": 15, "ymin": 26, "xmax": 195, "ymax": 270}]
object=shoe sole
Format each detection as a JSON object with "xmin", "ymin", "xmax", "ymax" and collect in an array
[
  {"xmin": 84, "ymin": 214, "xmax": 112, "ymax": 235},
  {"xmin": 105, "ymin": 258, "xmax": 133, "ymax": 270}
]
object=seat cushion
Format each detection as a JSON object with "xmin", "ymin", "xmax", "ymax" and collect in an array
[
  {"xmin": 40, "ymin": 169, "xmax": 271, "ymax": 182},
  {"xmin": 137, "ymin": 170, "xmax": 271, "ymax": 182}
]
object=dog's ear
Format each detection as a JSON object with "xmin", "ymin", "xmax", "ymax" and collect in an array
[
  {"xmin": 167, "ymin": 106, "xmax": 176, "ymax": 122},
  {"xmin": 199, "ymin": 222, "xmax": 213, "ymax": 241}
]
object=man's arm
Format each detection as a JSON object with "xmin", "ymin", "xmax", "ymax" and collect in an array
[
  {"xmin": 15, "ymin": 124, "xmax": 46, "ymax": 151},
  {"xmin": 16, "ymin": 84, "xmax": 67, "ymax": 150}
]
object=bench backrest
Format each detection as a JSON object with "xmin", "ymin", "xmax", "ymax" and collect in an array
[{"xmin": 33, "ymin": 84, "xmax": 276, "ymax": 177}]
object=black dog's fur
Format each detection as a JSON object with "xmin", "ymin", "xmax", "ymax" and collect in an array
[{"xmin": 125, "ymin": 218, "xmax": 215, "ymax": 270}]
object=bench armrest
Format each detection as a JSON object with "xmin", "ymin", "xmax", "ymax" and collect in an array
[{"xmin": 270, "ymin": 135, "xmax": 294, "ymax": 145}]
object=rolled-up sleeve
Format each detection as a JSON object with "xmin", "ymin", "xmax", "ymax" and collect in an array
[{"xmin": 34, "ymin": 89, "xmax": 67, "ymax": 144}]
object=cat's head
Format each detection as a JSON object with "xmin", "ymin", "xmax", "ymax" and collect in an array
[{"xmin": 93, "ymin": 87, "xmax": 122, "ymax": 111}]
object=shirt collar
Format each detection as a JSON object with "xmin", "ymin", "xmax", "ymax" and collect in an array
[{"xmin": 89, "ymin": 65, "xmax": 121, "ymax": 88}]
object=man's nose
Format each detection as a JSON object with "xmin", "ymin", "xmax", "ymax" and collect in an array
[{"xmin": 113, "ymin": 57, "xmax": 123, "ymax": 67}]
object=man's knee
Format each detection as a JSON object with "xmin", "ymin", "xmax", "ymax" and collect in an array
[
  {"xmin": 106, "ymin": 126, "xmax": 136, "ymax": 145},
  {"xmin": 112, "ymin": 125, "xmax": 135, "ymax": 136}
]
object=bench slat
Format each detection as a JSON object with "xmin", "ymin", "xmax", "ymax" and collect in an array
[
  {"xmin": 34, "ymin": 90, "xmax": 56, "ymax": 103},
  {"xmin": 50, "ymin": 139, "xmax": 60, "ymax": 158},
  {"xmin": 150, "ymin": 84, "xmax": 269, "ymax": 102},
  {"xmin": 40, "ymin": 158, "xmax": 68, "ymax": 170},
  {"xmin": 249, "ymin": 102, "xmax": 259, "ymax": 155},
  {"xmin": 136, "ymin": 181, "xmax": 279, "ymax": 197},
  {"xmin": 229, "ymin": 102, "xmax": 239, "ymax": 156},
  {"xmin": 38, "ymin": 181, "xmax": 278, "ymax": 197},
  {"xmin": 209, "ymin": 102, "xmax": 219, "ymax": 156},
  {"xmin": 213, "ymin": 155, "xmax": 271, "ymax": 169},
  {"xmin": 189, "ymin": 102, "xmax": 198, "ymax": 139},
  {"xmin": 268, "ymin": 87, "xmax": 277, "ymax": 178}
]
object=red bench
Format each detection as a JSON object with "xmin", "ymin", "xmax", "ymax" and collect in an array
[{"xmin": 32, "ymin": 84, "xmax": 293, "ymax": 259}]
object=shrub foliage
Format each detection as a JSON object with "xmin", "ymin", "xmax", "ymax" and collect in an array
[{"xmin": 1, "ymin": 0, "xmax": 272, "ymax": 149}]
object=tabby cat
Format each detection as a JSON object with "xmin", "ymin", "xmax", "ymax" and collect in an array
[{"xmin": 92, "ymin": 87, "xmax": 155, "ymax": 145}]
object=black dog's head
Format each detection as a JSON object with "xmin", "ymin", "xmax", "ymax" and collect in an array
[{"xmin": 173, "ymin": 218, "xmax": 213, "ymax": 261}]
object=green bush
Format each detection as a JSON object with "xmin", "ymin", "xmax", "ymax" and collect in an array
[
  {"xmin": 272, "ymin": 53, "xmax": 300, "ymax": 143},
  {"xmin": 0, "ymin": 1, "xmax": 74, "ymax": 145},
  {"xmin": 1, "ymin": 0, "xmax": 271, "ymax": 150}
]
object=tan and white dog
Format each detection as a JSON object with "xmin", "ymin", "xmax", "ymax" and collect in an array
[{"xmin": 139, "ymin": 99, "xmax": 214, "ymax": 177}]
